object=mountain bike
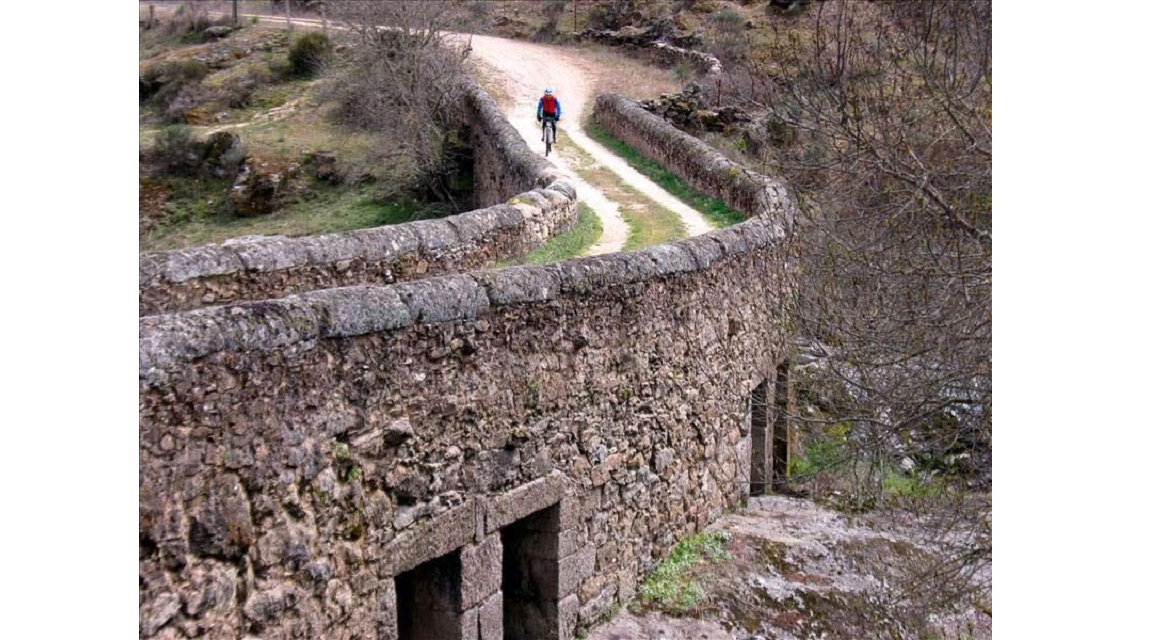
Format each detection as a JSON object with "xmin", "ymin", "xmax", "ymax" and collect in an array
[{"xmin": 541, "ymin": 115, "xmax": 558, "ymax": 157}]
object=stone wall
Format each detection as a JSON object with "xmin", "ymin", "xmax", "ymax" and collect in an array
[
  {"xmin": 139, "ymin": 219, "xmax": 797, "ymax": 639},
  {"xmin": 140, "ymin": 74, "xmax": 804, "ymax": 639},
  {"xmin": 139, "ymin": 80, "xmax": 577, "ymax": 317},
  {"xmin": 593, "ymin": 92, "xmax": 796, "ymax": 233}
]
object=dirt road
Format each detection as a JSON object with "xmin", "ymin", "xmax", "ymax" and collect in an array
[{"xmin": 464, "ymin": 34, "xmax": 714, "ymax": 254}]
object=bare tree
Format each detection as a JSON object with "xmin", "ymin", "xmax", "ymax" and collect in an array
[
  {"xmin": 534, "ymin": 0, "xmax": 569, "ymax": 42},
  {"xmin": 323, "ymin": 1, "xmax": 473, "ymax": 206},
  {"xmin": 719, "ymin": 0, "xmax": 991, "ymax": 619}
]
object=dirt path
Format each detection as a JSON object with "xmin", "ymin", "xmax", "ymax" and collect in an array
[{"xmin": 465, "ymin": 34, "xmax": 713, "ymax": 254}]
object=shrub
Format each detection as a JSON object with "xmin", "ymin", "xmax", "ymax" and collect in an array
[
  {"xmin": 532, "ymin": 0, "xmax": 569, "ymax": 42},
  {"xmin": 287, "ymin": 32, "xmax": 331, "ymax": 77},
  {"xmin": 767, "ymin": 0, "xmax": 813, "ymax": 17},
  {"xmin": 150, "ymin": 125, "xmax": 205, "ymax": 176},
  {"xmin": 586, "ymin": 0, "xmax": 637, "ymax": 30},
  {"xmin": 140, "ymin": 59, "xmax": 210, "ymax": 105},
  {"xmin": 163, "ymin": 2, "xmax": 233, "ymax": 42},
  {"xmin": 324, "ymin": 1, "xmax": 471, "ymax": 207}
]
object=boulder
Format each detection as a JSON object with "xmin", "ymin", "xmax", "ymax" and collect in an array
[
  {"xmin": 227, "ymin": 156, "xmax": 302, "ymax": 217},
  {"xmin": 202, "ymin": 130, "xmax": 245, "ymax": 178},
  {"xmin": 310, "ymin": 151, "xmax": 339, "ymax": 183},
  {"xmin": 203, "ymin": 25, "xmax": 238, "ymax": 40}
]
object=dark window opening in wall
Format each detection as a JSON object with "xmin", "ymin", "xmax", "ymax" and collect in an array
[
  {"xmin": 502, "ymin": 502, "xmax": 561, "ymax": 640},
  {"xmin": 772, "ymin": 361, "xmax": 791, "ymax": 490},
  {"xmin": 396, "ymin": 550, "xmax": 463, "ymax": 640},
  {"xmin": 750, "ymin": 378, "xmax": 771, "ymax": 496}
]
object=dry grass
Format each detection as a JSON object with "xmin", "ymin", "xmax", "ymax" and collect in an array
[{"xmin": 570, "ymin": 42, "xmax": 685, "ymax": 104}]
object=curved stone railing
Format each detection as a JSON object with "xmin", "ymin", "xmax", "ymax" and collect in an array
[
  {"xmin": 139, "ymin": 79, "xmax": 577, "ymax": 317},
  {"xmin": 594, "ymin": 92, "xmax": 797, "ymax": 233}
]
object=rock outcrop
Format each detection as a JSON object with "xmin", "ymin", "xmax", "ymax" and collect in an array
[
  {"xmin": 227, "ymin": 156, "xmax": 302, "ymax": 217},
  {"xmin": 638, "ymin": 83, "xmax": 752, "ymax": 134}
]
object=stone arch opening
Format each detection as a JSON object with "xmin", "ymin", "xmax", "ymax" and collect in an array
[
  {"xmin": 749, "ymin": 361, "xmax": 791, "ymax": 496},
  {"xmin": 501, "ymin": 502, "xmax": 561, "ymax": 640},
  {"xmin": 395, "ymin": 549, "xmax": 464, "ymax": 640},
  {"xmin": 749, "ymin": 377, "xmax": 771, "ymax": 496}
]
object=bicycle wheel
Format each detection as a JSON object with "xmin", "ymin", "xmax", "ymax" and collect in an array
[{"xmin": 545, "ymin": 123, "xmax": 554, "ymax": 156}]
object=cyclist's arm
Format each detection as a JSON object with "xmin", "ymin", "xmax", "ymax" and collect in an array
[
  {"xmin": 536, "ymin": 98, "xmax": 543, "ymax": 120},
  {"xmin": 556, "ymin": 99, "xmax": 562, "ymax": 119}
]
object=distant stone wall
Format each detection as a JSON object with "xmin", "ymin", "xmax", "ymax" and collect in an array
[
  {"xmin": 139, "ymin": 220, "xmax": 797, "ymax": 639},
  {"xmin": 139, "ymin": 80, "xmax": 577, "ymax": 317},
  {"xmin": 594, "ymin": 92, "xmax": 796, "ymax": 231}
]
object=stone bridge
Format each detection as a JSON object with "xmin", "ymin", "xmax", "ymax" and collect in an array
[{"xmin": 139, "ymin": 81, "xmax": 799, "ymax": 639}]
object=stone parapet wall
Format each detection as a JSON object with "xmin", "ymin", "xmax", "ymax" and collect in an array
[
  {"xmin": 139, "ymin": 80, "xmax": 577, "ymax": 317},
  {"xmin": 593, "ymin": 92, "xmax": 797, "ymax": 232},
  {"xmin": 462, "ymin": 77, "xmax": 561, "ymax": 208},
  {"xmin": 139, "ymin": 219, "xmax": 797, "ymax": 639}
]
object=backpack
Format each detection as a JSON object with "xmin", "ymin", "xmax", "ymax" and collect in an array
[{"xmin": 541, "ymin": 94, "xmax": 558, "ymax": 115}]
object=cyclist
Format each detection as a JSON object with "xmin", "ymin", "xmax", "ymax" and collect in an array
[{"xmin": 536, "ymin": 88, "xmax": 562, "ymax": 142}]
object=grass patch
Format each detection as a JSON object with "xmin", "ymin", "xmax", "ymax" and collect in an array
[
  {"xmin": 618, "ymin": 200, "xmax": 680, "ymax": 253},
  {"xmin": 516, "ymin": 203, "xmax": 602, "ymax": 265},
  {"xmin": 584, "ymin": 119, "xmax": 745, "ymax": 228},
  {"xmin": 636, "ymin": 531, "xmax": 732, "ymax": 614},
  {"xmin": 554, "ymin": 129, "xmax": 685, "ymax": 252},
  {"xmin": 141, "ymin": 179, "xmax": 442, "ymax": 253}
]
